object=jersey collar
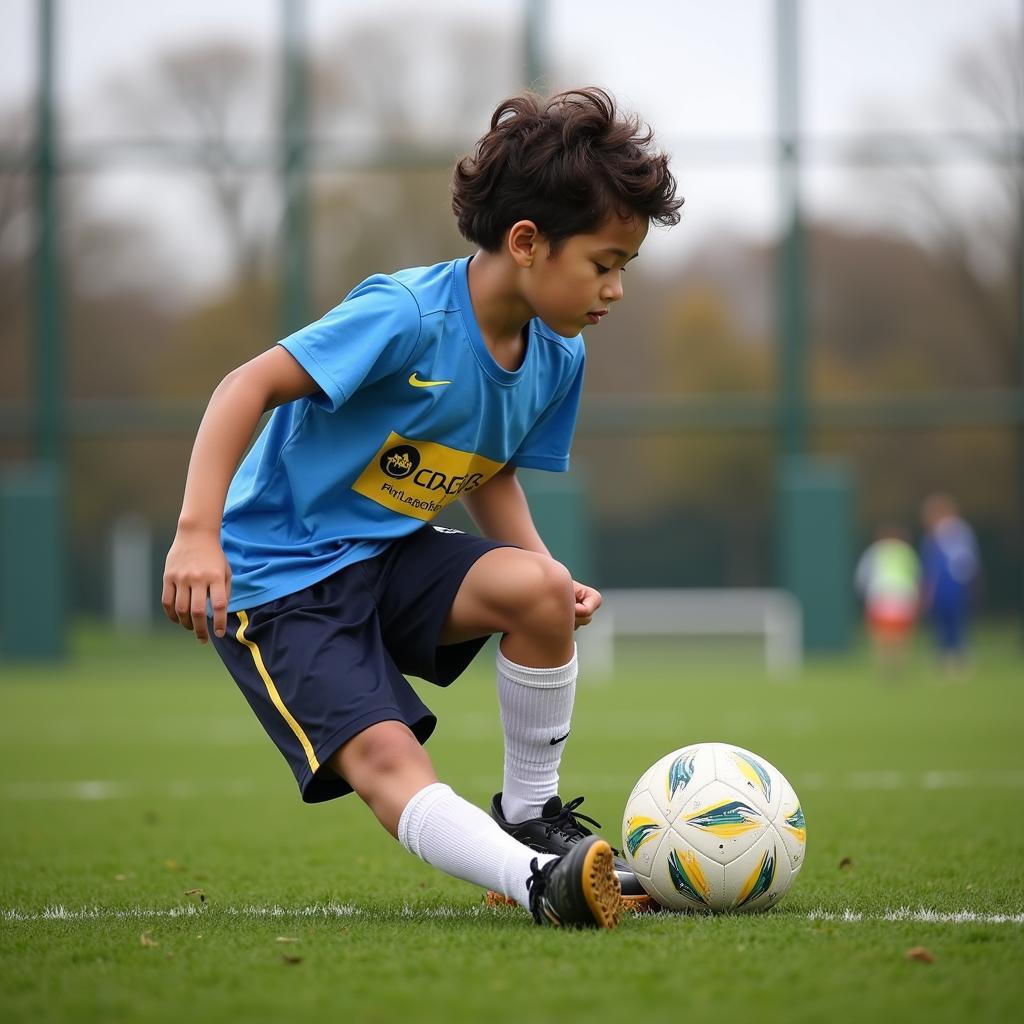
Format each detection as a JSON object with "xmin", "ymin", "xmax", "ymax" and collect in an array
[{"xmin": 455, "ymin": 256, "xmax": 532, "ymax": 386}]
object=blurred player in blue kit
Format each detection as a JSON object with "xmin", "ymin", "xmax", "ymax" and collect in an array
[
  {"xmin": 919, "ymin": 493, "xmax": 979, "ymax": 677},
  {"xmin": 162, "ymin": 88, "xmax": 682, "ymax": 928}
]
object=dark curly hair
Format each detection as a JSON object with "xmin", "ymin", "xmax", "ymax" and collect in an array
[{"xmin": 452, "ymin": 87, "xmax": 683, "ymax": 252}]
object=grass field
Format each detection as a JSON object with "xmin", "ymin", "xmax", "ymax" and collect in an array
[{"xmin": 2, "ymin": 623, "xmax": 1022, "ymax": 1023}]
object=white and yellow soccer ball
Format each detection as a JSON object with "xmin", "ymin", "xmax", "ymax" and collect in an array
[{"xmin": 622, "ymin": 742, "xmax": 806, "ymax": 913}]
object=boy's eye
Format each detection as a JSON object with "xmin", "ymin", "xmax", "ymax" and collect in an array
[{"xmin": 594, "ymin": 263, "xmax": 612, "ymax": 274}]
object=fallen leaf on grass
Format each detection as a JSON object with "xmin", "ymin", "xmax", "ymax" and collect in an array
[
  {"xmin": 906, "ymin": 946, "xmax": 935, "ymax": 964},
  {"xmin": 838, "ymin": 857, "xmax": 854, "ymax": 870},
  {"xmin": 280, "ymin": 954, "xmax": 303, "ymax": 966},
  {"xmin": 139, "ymin": 932, "xmax": 159, "ymax": 948},
  {"xmin": 276, "ymin": 937, "xmax": 300, "ymax": 944},
  {"xmin": 184, "ymin": 888, "xmax": 206, "ymax": 902},
  {"xmin": 114, "ymin": 874, "xmax": 128, "ymax": 881}
]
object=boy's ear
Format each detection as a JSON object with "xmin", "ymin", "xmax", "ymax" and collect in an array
[{"xmin": 506, "ymin": 220, "xmax": 543, "ymax": 268}]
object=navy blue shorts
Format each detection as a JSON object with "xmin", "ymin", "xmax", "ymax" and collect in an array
[
  {"xmin": 211, "ymin": 526, "xmax": 512, "ymax": 803},
  {"xmin": 930, "ymin": 594, "xmax": 969, "ymax": 652}
]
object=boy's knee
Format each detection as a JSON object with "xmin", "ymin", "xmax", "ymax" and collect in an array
[
  {"xmin": 333, "ymin": 721, "xmax": 424, "ymax": 795},
  {"xmin": 534, "ymin": 556, "xmax": 575, "ymax": 605},
  {"xmin": 508, "ymin": 554, "xmax": 575, "ymax": 627},
  {"xmin": 330, "ymin": 721, "xmax": 438, "ymax": 836}
]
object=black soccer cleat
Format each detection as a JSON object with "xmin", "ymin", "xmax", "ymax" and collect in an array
[
  {"xmin": 492, "ymin": 793, "xmax": 659, "ymax": 912},
  {"xmin": 526, "ymin": 835, "xmax": 622, "ymax": 929}
]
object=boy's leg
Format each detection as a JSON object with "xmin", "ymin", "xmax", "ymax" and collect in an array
[
  {"xmin": 331, "ymin": 720, "xmax": 620, "ymax": 927},
  {"xmin": 495, "ymin": 643, "xmax": 578, "ymax": 824},
  {"xmin": 441, "ymin": 548, "xmax": 578, "ymax": 823},
  {"xmin": 365, "ymin": 527, "xmax": 644, "ymax": 910},
  {"xmin": 328, "ymin": 720, "xmax": 539, "ymax": 904},
  {"xmin": 439, "ymin": 546, "xmax": 655, "ymax": 910},
  {"xmin": 210, "ymin": 548, "xmax": 619, "ymax": 927}
]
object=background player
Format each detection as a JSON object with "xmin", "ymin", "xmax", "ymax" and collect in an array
[
  {"xmin": 919, "ymin": 493, "xmax": 980, "ymax": 677},
  {"xmin": 855, "ymin": 524, "xmax": 921, "ymax": 670}
]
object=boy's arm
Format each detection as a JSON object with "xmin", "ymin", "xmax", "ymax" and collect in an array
[
  {"xmin": 461, "ymin": 465, "xmax": 550, "ymax": 555},
  {"xmin": 461, "ymin": 466, "xmax": 601, "ymax": 627},
  {"xmin": 162, "ymin": 346, "xmax": 318, "ymax": 643}
]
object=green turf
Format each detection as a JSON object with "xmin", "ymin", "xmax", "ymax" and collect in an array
[{"xmin": 2, "ymin": 625, "xmax": 1022, "ymax": 1023}]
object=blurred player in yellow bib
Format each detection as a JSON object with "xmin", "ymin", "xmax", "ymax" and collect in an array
[{"xmin": 855, "ymin": 525, "xmax": 921, "ymax": 669}]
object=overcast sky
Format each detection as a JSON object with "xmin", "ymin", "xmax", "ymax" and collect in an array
[{"xmin": 1, "ymin": 0, "xmax": 1019, "ymax": 293}]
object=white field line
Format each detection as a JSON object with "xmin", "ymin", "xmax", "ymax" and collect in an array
[
  {"xmin": 2, "ymin": 903, "xmax": 1022, "ymax": 925},
  {"xmin": 806, "ymin": 908, "xmax": 1024, "ymax": 924},
  {"xmin": 7, "ymin": 769, "xmax": 1024, "ymax": 803}
]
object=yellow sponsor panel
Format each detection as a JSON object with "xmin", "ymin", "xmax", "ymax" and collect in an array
[{"xmin": 352, "ymin": 431, "xmax": 505, "ymax": 522}]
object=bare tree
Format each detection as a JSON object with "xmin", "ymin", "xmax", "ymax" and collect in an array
[
  {"xmin": 307, "ymin": 13, "xmax": 519, "ymax": 299},
  {"xmin": 320, "ymin": 12, "xmax": 518, "ymax": 151},
  {"xmin": 850, "ymin": 20, "xmax": 1022, "ymax": 382},
  {"xmin": 102, "ymin": 41, "xmax": 280, "ymax": 284}
]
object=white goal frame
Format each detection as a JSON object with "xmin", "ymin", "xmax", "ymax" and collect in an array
[{"xmin": 578, "ymin": 588, "xmax": 803, "ymax": 681}]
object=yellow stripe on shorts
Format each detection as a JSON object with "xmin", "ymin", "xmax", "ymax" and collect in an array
[{"xmin": 235, "ymin": 610, "xmax": 320, "ymax": 775}]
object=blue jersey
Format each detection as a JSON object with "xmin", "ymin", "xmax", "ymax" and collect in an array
[
  {"xmin": 921, "ymin": 516, "xmax": 979, "ymax": 607},
  {"xmin": 222, "ymin": 256, "xmax": 585, "ymax": 611}
]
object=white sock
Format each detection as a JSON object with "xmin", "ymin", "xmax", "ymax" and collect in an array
[
  {"xmin": 397, "ymin": 782, "xmax": 554, "ymax": 908},
  {"xmin": 496, "ymin": 643, "xmax": 577, "ymax": 824}
]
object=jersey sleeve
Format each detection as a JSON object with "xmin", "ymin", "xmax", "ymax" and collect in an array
[
  {"xmin": 278, "ymin": 275, "xmax": 421, "ymax": 412},
  {"xmin": 509, "ymin": 349, "xmax": 585, "ymax": 472}
]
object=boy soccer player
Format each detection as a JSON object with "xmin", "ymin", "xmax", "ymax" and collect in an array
[{"xmin": 162, "ymin": 87, "xmax": 682, "ymax": 928}]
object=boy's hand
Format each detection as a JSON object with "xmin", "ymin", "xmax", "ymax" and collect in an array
[
  {"xmin": 161, "ymin": 525, "xmax": 232, "ymax": 644},
  {"xmin": 572, "ymin": 580, "xmax": 602, "ymax": 629}
]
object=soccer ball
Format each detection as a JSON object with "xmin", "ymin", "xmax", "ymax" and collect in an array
[{"xmin": 621, "ymin": 742, "xmax": 806, "ymax": 913}]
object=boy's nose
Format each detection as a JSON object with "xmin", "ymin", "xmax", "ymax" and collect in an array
[{"xmin": 601, "ymin": 273, "xmax": 624, "ymax": 302}]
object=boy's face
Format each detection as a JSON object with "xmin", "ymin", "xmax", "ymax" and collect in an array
[{"xmin": 521, "ymin": 214, "xmax": 648, "ymax": 337}]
